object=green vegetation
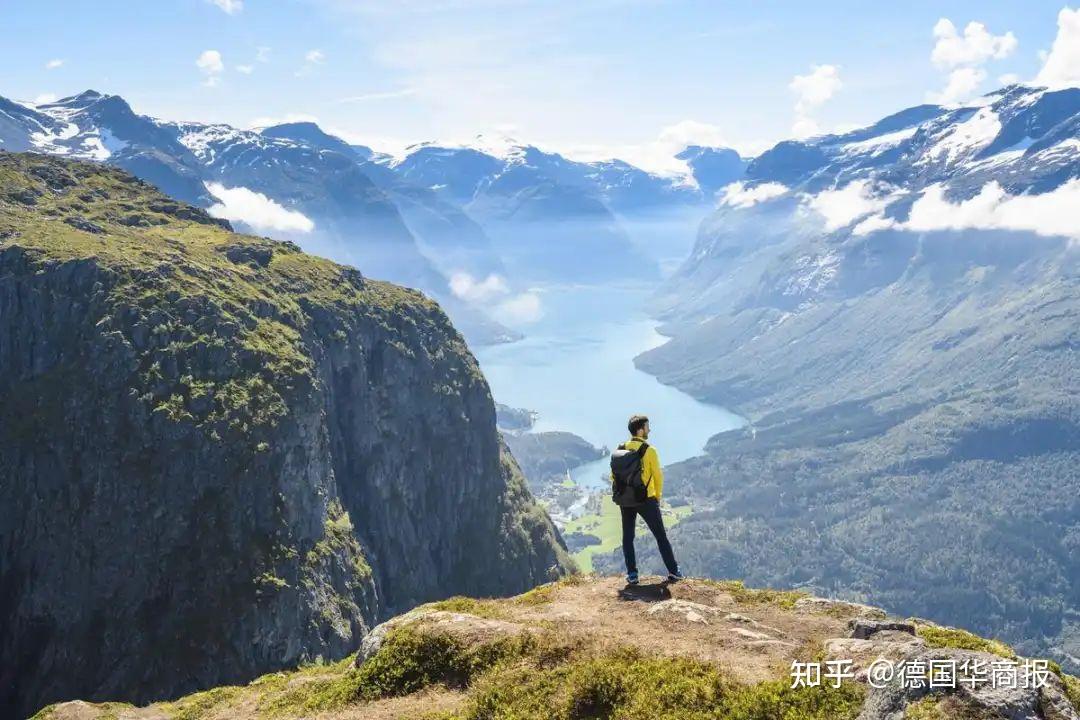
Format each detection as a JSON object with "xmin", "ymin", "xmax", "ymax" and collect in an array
[
  {"xmin": 700, "ymin": 579, "xmax": 808, "ymax": 610},
  {"xmin": 460, "ymin": 649, "xmax": 864, "ymax": 720},
  {"xmin": 914, "ymin": 625, "xmax": 1016, "ymax": 659},
  {"xmin": 425, "ymin": 596, "xmax": 511, "ymax": 620},
  {"xmin": 903, "ymin": 693, "xmax": 1004, "ymax": 720},
  {"xmin": 0, "ymin": 152, "xmax": 474, "ymax": 444},
  {"xmin": 1063, "ymin": 673, "xmax": 1080, "ymax": 711}
]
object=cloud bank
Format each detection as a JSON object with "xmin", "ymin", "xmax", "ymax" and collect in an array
[
  {"xmin": 205, "ymin": 183, "xmax": 315, "ymax": 234},
  {"xmin": 720, "ymin": 181, "xmax": 789, "ymax": 209},
  {"xmin": 449, "ymin": 272, "xmax": 543, "ymax": 324}
]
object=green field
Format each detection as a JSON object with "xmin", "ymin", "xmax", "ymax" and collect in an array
[{"xmin": 564, "ymin": 497, "xmax": 692, "ymax": 572}]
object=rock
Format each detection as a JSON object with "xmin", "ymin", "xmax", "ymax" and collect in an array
[
  {"xmin": 856, "ymin": 647, "xmax": 1080, "ymax": 720},
  {"xmin": 355, "ymin": 610, "xmax": 528, "ymax": 667},
  {"xmin": 849, "ymin": 618, "xmax": 917, "ymax": 640},
  {"xmin": 63, "ymin": 215, "xmax": 105, "ymax": 233},
  {"xmin": 795, "ymin": 596, "xmax": 887, "ymax": 619},
  {"xmin": 646, "ymin": 599, "xmax": 720, "ymax": 625}
]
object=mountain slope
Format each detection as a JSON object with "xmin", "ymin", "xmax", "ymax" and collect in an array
[
  {"xmin": 32, "ymin": 576, "xmax": 1080, "ymax": 720},
  {"xmin": 629, "ymin": 84, "xmax": 1080, "ymax": 669},
  {"xmin": 0, "ymin": 152, "xmax": 570, "ymax": 719}
]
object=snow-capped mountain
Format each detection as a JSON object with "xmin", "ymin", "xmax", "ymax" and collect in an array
[
  {"xmin": 0, "ymin": 90, "xmax": 523, "ymax": 342},
  {"xmin": 388, "ymin": 134, "xmax": 704, "ymax": 214},
  {"xmin": 661, "ymin": 83, "xmax": 1080, "ymax": 320}
]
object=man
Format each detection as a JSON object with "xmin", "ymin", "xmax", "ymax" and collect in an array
[{"xmin": 615, "ymin": 414, "xmax": 683, "ymax": 585}]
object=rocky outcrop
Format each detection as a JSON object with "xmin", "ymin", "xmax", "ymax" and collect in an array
[
  {"xmin": 0, "ymin": 153, "xmax": 570, "ymax": 719},
  {"xmin": 33, "ymin": 576, "xmax": 1080, "ymax": 720}
]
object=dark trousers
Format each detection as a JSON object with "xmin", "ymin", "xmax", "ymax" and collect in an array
[{"xmin": 621, "ymin": 498, "xmax": 679, "ymax": 575}]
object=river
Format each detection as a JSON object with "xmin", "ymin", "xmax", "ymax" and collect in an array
[{"xmin": 474, "ymin": 281, "xmax": 745, "ymax": 491}]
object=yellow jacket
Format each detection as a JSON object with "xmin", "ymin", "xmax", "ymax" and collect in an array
[{"xmin": 613, "ymin": 437, "xmax": 664, "ymax": 499}]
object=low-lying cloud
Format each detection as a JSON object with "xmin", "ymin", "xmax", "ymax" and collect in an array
[
  {"xmin": 719, "ymin": 181, "xmax": 789, "ymax": 209},
  {"xmin": 807, "ymin": 180, "xmax": 893, "ymax": 232},
  {"xmin": 449, "ymin": 271, "xmax": 543, "ymax": 324},
  {"xmin": 205, "ymin": 182, "xmax": 315, "ymax": 234},
  {"xmin": 905, "ymin": 180, "xmax": 1080, "ymax": 240}
]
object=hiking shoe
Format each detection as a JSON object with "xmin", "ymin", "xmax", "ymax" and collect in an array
[
  {"xmin": 667, "ymin": 571, "xmax": 684, "ymax": 582},
  {"xmin": 626, "ymin": 572, "xmax": 639, "ymax": 585}
]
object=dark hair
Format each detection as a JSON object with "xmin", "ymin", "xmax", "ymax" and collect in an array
[{"xmin": 628, "ymin": 415, "xmax": 649, "ymax": 436}]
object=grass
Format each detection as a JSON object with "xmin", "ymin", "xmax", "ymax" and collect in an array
[
  {"xmin": 701, "ymin": 579, "xmax": 809, "ymax": 610},
  {"xmin": 459, "ymin": 647, "xmax": 865, "ymax": 720},
  {"xmin": 914, "ymin": 625, "xmax": 1016, "ymax": 659}
]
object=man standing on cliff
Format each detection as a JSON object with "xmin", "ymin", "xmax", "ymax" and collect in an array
[{"xmin": 611, "ymin": 414, "xmax": 683, "ymax": 585}]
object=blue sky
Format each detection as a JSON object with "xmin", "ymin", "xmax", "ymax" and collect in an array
[{"xmin": 2, "ymin": 1, "xmax": 1077, "ymax": 170}]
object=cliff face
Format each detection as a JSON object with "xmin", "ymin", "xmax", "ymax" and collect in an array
[{"xmin": 0, "ymin": 153, "xmax": 570, "ymax": 719}]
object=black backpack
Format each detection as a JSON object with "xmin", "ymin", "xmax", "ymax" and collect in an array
[{"xmin": 610, "ymin": 442, "xmax": 650, "ymax": 507}]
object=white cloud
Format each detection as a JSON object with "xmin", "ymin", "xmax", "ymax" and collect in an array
[
  {"xmin": 207, "ymin": 0, "xmax": 243, "ymax": 14},
  {"xmin": 448, "ymin": 271, "xmax": 543, "ymax": 324},
  {"xmin": 789, "ymin": 64, "xmax": 842, "ymax": 138},
  {"xmin": 931, "ymin": 19, "xmax": 1017, "ymax": 69},
  {"xmin": 449, "ymin": 272, "xmax": 509, "ymax": 303},
  {"xmin": 205, "ymin": 182, "xmax": 315, "ymax": 234},
  {"xmin": 196, "ymin": 50, "xmax": 225, "ymax": 87},
  {"xmin": 1035, "ymin": 7, "xmax": 1080, "ymax": 88},
  {"xmin": 806, "ymin": 180, "xmax": 892, "ymax": 231},
  {"xmin": 492, "ymin": 292, "xmax": 543, "ymax": 325},
  {"xmin": 998, "ymin": 72, "xmax": 1021, "ymax": 85},
  {"xmin": 927, "ymin": 18, "xmax": 1017, "ymax": 104},
  {"xmin": 296, "ymin": 49, "xmax": 327, "ymax": 77},
  {"xmin": 33, "ymin": 93, "xmax": 58, "ymax": 105},
  {"xmin": 44, "ymin": 59, "xmax": 64, "ymax": 70},
  {"xmin": 852, "ymin": 214, "xmax": 898, "ymax": 236},
  {"xmin": 929, "ymin": 66, "xmax": 987, "ymax": 104},
  {"xmin": 905, "ymin": 180, "xmax": 1080, "ymax": 239},
  {"xmin": 256, "ymin": 46, "xmax": 271, "ymax": 63},
  {"xmin": 236, "ymin": 65, "xmax": 255, "ymax": 75},
  {"xmin": 720, "ymin": 181, "xmax": 789, "ymax": 209}
]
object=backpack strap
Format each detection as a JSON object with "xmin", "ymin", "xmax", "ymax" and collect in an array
[{"xmin": 636, "ymin": 442, "xmax": 653, "ymax": 492}]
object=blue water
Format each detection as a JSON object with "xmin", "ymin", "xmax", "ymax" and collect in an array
[{"xmin": 474, "ymin": 282, "xmax": 745, "ymax": 490}]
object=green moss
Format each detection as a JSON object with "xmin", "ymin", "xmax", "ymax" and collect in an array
[
  {"xmin": 904, "ymin": 693, "xmax": 1004, "ymax": 719},
  {"xmin": 915, "ymin": 625, "xmax": 1016, "ymax": 659},
  {"xmin": 425, "ymin": 596, "xmax": 510, "ymax": 620},
  {"xmin": 702, "ymin": 579, "xmax": 808, "ymax": 610},
  {"xmin": 261, "ymin": 626, "xmax": 539, "ymax": 715},
  {"xmin": 1062, "ymin": 673, "xmax": 1080, "ymax": 711}
]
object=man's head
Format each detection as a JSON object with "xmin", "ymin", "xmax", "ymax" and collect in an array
[{"xmin": 628, "ymin": 414, "xmax": 650, "ymax": 439}]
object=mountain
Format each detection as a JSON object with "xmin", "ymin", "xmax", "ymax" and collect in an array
[
  {"xmin": 31, "ymin": 575, "xmax": 1080, "ymax": 719},
  {"xmin": 0, "ymin": 91, "xmax": 522, "ymax": 344},
  {"xmin": 0, "ymin": 153, "xmax": 571, "ymax": 719},
  {"xmin": 613, "ymin": 84, "xmax": 1080, "ymax": 669},
  {"xmin": 677, "ymin": 144, "xmax": 748, "ymax": 197},
  {"xmin": 386, "ymin": 138, "xmax": 704, "ymax": 281}
]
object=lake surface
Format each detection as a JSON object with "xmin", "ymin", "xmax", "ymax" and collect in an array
[{"xmin": 474, "ymin": 282, "xmax": 745, "ymax": 490}]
